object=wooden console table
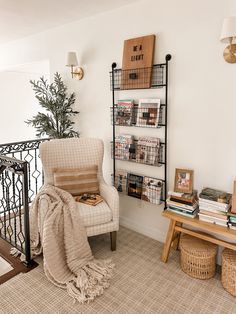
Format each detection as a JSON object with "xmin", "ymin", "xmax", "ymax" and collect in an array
[{"xmin": 161, "ymin": 210, "xmax": 236, "ymax": 263}]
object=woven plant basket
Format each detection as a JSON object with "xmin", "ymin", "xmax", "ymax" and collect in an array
[
  {"xmin": 222, "ymin": 249, "xmax": 236, "ymax": 296},
  {"xmin": 180, "ymin": 235, "xmax": 217, "ymax": 279}
]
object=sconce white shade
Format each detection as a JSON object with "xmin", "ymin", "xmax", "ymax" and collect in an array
[
  {"xmin": 220, "ymin": 16, "xmax": 236, "ymax": 43},
  {"xmin": 66, "ymin": 52, "xmax": 78, "ymax": 66}
]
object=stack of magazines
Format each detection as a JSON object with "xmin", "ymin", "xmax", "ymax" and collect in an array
[
  {"xmin": 167, "ymin": 191, "xmax": 199, "ymax": 218},
  {"xmin": 136, "ymin": 136, "xmax": 160, "ymax": 165},
  {"xmin": 113, "ymin": 134, "xmax": 134, "ymax": 161},
  {"xmin": 198, "ymin": 187, "xmax": 231, "ymax": 227},
  {"xmin": 115, "ymin": 99, "xmax": 134, "ymax": 126}
]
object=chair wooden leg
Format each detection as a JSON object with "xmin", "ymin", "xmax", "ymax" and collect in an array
[{"xmin": 110, "ymin": 231, "xmax": 117, "ymax": 251}]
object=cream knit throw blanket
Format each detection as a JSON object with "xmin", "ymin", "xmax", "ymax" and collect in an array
[{"xmin": 30, "ymin": 184, "xmax": 114, "ymax": 303}]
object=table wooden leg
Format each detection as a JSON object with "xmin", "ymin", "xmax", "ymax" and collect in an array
[
  {"xmin": 161, "ymin": 219, "xmax": 176, "ymax": 263},
  {"xmin": 172, "ymin": 222, "xmax": 182, "ymax": 251}
]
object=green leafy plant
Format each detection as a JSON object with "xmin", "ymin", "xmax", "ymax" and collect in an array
[{"xmin": 26, "ymin": 72, "xmax": 79, "ymax": 138}]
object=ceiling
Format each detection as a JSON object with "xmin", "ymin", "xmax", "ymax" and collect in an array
[{"xmin": 0, "ymin": 0, "xmax": 139, "ymax": 45}]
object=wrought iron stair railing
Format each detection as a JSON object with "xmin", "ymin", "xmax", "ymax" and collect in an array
[{"xmin": 0, "ymin": 139, "xmax": 49, "ymax": 266}]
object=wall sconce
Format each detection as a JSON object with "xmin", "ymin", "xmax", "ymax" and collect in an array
[
  {"xmin": 66, "ymin": 51, "xmax": 84, "ymax": 80},
  {"xmin": 220, "ymin": 16, "xmax": 236, "ymax": 63}
]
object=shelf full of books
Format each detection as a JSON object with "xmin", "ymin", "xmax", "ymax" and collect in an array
[{"xmin": 110, "ymin": 55, "xmax": 171, "ymax": 206}]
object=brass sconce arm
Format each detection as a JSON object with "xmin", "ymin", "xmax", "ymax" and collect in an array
[
  {"xmin": 66, "ymin": 52, "xmax": 84, "ymax": 80},
  {"xmin": 70, "ymin": 65, "xmax": 84, "ymax": 80}
]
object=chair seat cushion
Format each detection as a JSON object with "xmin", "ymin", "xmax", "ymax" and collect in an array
[{"xmin": 77, "ymin": 200, "xmax": 112, "ymax": 227}]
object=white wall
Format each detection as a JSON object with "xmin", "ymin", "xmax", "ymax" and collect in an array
[
  {"xmin": 0, "ymin": 0, "xmax": 236, "ymax": 242},
  {"xmin": 0, "ymin": 60, "xmax": 50, "ymax": 143}
]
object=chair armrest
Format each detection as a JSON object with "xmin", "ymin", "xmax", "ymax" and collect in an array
[{"xmin": 99, "ymin": 182, "xmax": 119, "ymax": 221}]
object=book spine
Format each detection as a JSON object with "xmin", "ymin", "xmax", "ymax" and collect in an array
[
  {"xmin": 170, "ymin": 197, "xmax": 195, "ymax": 205},
  {"xmin": 198, "ymin": 213, "xmax": 227, "ymax": 223},
  {"xmin": 199, "ymin": 197, "xmax": 229, "ymax": 209},
  {"xmin": 199, "ymin": 206, "xmax": 227, "ymax": 214},
  {"xmin": 167, "ymin": 208, "xmax": 196, "ymax": 218},
  {"xmin": 168, "ymin": 207, "xmax": 195, "ymax": 215},
  {"xmin": 167, "ymin": 201, "xmax": 197, "ymax": 210}
]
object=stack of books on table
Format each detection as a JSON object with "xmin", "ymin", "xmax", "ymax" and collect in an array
[
  {"xmin": 166, "ymin": 190, "xmax": 199, "ymax": 218},
  {"xmin": 198, "ymin": 187, "xmax": 231, "ymax": 227}
]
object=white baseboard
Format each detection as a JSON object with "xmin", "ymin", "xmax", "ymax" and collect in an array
[{"xmin": 120, "ymin": 216, "xmax": 166, "ymax": 243}]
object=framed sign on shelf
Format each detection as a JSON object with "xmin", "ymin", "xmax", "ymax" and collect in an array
[{"xmin": 121, "ymin": 34, "xmax": 156, "ymax": 89}]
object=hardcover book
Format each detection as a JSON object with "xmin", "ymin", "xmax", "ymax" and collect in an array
[
  {"xmin": 199, "ymin": 209, "xmax": 227, "ymax": 220},
  {"xmin": 127, "ymin": 173, "xmax": 143, "ymax": 199},
  {"xmin": 228, "ymin": 223, "xmax": 236, "ymax": 230},
  {"xmin": 167, "ymin": 208, "xmax": 198, "ymax": 218},
  {"xmin": 75, "ymin": 194, "xmax": 103, "ymax": 206},
  {"xmin": 167, "ymin": 198, "xmax": 198, "ymax": 211},
  {"xmin": 198, "ymin": 214, "xmax": 228, "ymax": 226},
  {"xmin": 199, "ymin": 187, "xmax": 231, "ymax": 204},
  {"xmin": 169, "ymin": 190, "xmax": 198, "ymax": 205}
]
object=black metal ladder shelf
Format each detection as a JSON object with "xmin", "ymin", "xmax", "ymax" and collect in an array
[{"xmin": 110, "ymin": 54, "xmax": 171, "ymax": 207}]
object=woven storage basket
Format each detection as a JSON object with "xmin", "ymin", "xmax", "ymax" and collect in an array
[
  {"xmin": 180, "ymin": 235, "xmax": 217, "ymax": 279},
  {"xmin": 222, "ymin": 249, "xmax": 236, "ymax": 296}
]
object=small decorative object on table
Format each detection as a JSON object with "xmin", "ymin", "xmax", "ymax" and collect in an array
[
  {"xmin": 174, "ymin": 168, "xmax": 194, "ymax": 194},
  {"xmin": 166, "ymin": 168, "xmax": 198, "ymax": 218},
  {"xmin": 180, "ymin": 235, "xmax": 217, "ymax": 279},
  {"xmin": 221, "ymin": 248, "xmax": 236, "ymax": 296}
]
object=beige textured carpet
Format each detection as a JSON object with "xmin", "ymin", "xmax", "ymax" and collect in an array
[{"xmin": 0, "ymin": 227, "xmax": 235, "ymax": 314}]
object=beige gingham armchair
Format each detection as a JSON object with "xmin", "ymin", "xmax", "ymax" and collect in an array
[{"xmin": 39, "ymin": 138, "xmax": 119, "ymax": 250}]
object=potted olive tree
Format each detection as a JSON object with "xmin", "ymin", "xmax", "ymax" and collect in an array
[{"xmin": 26, "ymin": 72, "xmax": 79, "ymax": 138}]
